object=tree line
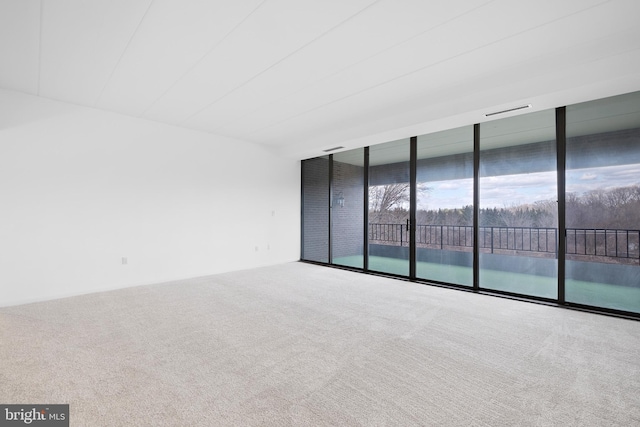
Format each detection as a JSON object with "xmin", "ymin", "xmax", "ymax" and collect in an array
[{"xmin": 369, "ymin": 184, "xmax": 640, "ymax": 230}]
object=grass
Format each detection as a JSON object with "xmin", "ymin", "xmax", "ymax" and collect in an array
[{"xmin": 333, "ymin": 255, "xmax": 640, "ymax": 314}]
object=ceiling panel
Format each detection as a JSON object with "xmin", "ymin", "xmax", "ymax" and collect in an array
[
  {"xmin": 39, "ymin": 0, "xmax": 152, "ymax": 105},
  {"xmin": 143, "ymin": 0, "xmax": 376, "ymax": 125},
  {"xmin": 184, "ymin": 0, "xmax": 492, "ymax": 133},
  {"xmin": 1, "ymin": 0, "xmax": 639, "ymax": 160},
  {"xmin": 214, "ymin": 0, "xmax": 613, "ymax": 140},
  {"xmin": 287, "ymin": 46, "xmax": 640, "ymax": 159},
  {"xmin": 96, "ymin": 0, "xmax": 264, "ymax": 116},
  {"xmin": 249, "ymin": 19, "xmax": 640, "ymax": 146}
]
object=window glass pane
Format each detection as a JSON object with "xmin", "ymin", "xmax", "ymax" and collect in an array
[
  {"xmin": 301, "ymin": 156, "xmax": 329, "ymax": 262},
  {"xmin": 565, "ymin": 91, "xmax": 640, "ymax": 313},
  {"xmin": 479, "ymin": 110, "xmax": 558, "ymax": 298},
  {"xmin": 368, "ymin": 139, "xmax": 410, "ymax": 276},
  {"xmin": 416, "ymin": 126, "xmax": 474, "ymax": 286},
  {"xmin": 332, "ymin": 149, "xmax": 364, "ymax": 268}
]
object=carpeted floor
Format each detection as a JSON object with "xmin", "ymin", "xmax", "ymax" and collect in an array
[{"xmin": 1, "ymin": 262, "xmax": 639, "ymax": 426}]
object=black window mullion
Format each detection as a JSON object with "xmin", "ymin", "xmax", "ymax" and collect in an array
[
  {"xmin": 364, "ymin": 147, "xmax": 370, "ymax": 271},
  {"xmin": 473, "ymin": 123, "xmax": 480, "ymax": 291},
  {"xmin": 556, "ymin": 107, "xmax": 566, "ymax": 304},
  {"xmin": 410, "ymin": 136, "xmax": 417, "ymax": 280},
  {"xmin": 300, "ymin": 160, "xmax": 305, "ymax": 260},
  {"xmin": 328, "ymin": 154, "xmax": 333, "ymax": 264}
]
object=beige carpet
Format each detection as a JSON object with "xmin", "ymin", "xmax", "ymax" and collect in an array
[{"xmin": 1, "ymin": 262, "xmax": 639, "ymax": 426}]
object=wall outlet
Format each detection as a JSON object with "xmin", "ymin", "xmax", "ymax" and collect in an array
[{"xmin": 122, "ymin": 257, "xmax": 128, "ymax": 265}]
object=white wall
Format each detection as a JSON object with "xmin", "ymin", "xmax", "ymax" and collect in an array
[{"xmin": 0, "ymin": 90, "xmax": 300, "ymax": 306}]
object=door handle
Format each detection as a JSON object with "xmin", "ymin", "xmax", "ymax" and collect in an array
[{"xmin": 406, "ymin": 219, "xmax": 410, "ymax": 231}]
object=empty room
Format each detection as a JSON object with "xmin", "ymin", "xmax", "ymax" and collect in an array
[{"xmin": 1, "ymin": 1, "xmax": 639, "ymax": 426}]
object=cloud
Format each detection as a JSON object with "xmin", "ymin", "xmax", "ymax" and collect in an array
[
  {"xmin": 580, "ymin": 173, "xmax": 597, "ymax": 180},
  {"xmin": 436, "ymin": 180, "xmax": 468, "ymax": 190},
  {"xmin": 567, "ymin": 164, "xmax": 640, "ymax": 194},
  {"xmin": 419, "ymin": 179, "xmax": 473, "ymax": 209},
  {"xmin": 418, "ymin": 163, "xmax": 640, "ymax": 209}
]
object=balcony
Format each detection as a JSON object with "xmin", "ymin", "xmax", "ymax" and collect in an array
[{"xmin": 368, "ymin": 223, "xmax": 640, "ymax": 265}]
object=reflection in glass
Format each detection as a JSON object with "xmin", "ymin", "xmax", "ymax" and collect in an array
[
  {"xmin": 332, "ymin": 149, "xmax": 365, "ymax": 269},
  {"xmin": 479, "ymin": 110, "xmax": 558, "ymax": 298},
  {"xmin": 301, "ymin": 156, "xmax": 329, "ymax": 263},
  {"xmin": 565, "ymin": 91, "xmax": 640, "ymax": 313},
  {"xmin": 416, "ymin": 126, "xmax": 474, "ymax": 286},
  {"xmin": 368, "ymin": 139, "xmax": 410, "ymax": 276}
]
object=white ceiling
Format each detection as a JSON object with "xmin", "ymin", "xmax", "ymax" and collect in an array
[{"xmin": 2, "ymin": 0, "xmax": 640, "ymax": 160}]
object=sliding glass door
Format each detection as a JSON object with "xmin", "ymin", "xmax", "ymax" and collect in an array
[
  {"xmin": 565, "ymin": 92, "xmax": 640, "ymax": 313},
  {"xmin": 331, "ymin": 149, "xmax": 365, "ymax": 269},
  {"xmin": 479, "ymin": 110, "xmax": 558, "ymax": 299},
  {"xmin": 416, "ymin": 126, "xmax": 474, "ymax": 286},
  {"xmin": 368, "ymin": 139, "xmax": 410, "ymax": 276}
]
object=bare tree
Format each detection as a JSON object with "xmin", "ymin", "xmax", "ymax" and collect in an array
[
  {"xmin": 369, "ymin": 183, "xmax": 409, "ymax": 213},
  {"xmin": 368, "ymin": 183, "xmax": 432, "ymax": 222}
]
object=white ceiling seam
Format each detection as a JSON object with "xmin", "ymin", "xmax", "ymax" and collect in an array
[
  {"xmin": 138, "ymin": 0, "xmax": 269, "ymax": 119},
  {"xmin": 245, "ymin": 1, "xmax": 637, "ymax": 146},
  {"xmin": 97, "ymin": 0, "xmax": 268, "ymax": 118},
  {"xmin": 93, "ymin": 0, "xmax": 154, "ymax": 107},
  {"xmin": 198, "ymin": 0, "xmax": 505, "ymax": 138},
  {"xmin": 207, "ymin": 0, "xmax": 498, "ymax": 136},
  {"xmin": 140, "ymin": 0, "xmax": 380, "ymax": 125},
  {"xmin": 242, "ymin": 0, "xmax": 615, "ymax": 139},
  {"xmin": 215, "ymin": 0, "xmax": 614, "ymax": 140},
  {"xmin": 182, "ymin": 0, "xmax": 383, "ymax": 126}
]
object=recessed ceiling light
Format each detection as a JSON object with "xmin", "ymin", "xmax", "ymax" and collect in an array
[{"xmin": 485, "ymin": 104, "xmax": 532, "ymax": 117}]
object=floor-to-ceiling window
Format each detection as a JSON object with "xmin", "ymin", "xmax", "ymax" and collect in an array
[
  {"xmin": 478, "ymin": 110, "xmax": 558, "ymax": 299},
  {"xmin": 565, "ymin": 92, "xmax": 640, "ymax": 314},
  {"xmin": 301, "ymin": 156, "xmax": 329, "ymax": 263},
  {"xmin": 300, "ymin": 91, "xmax": 640, "ymax": 318},
  {"xmin": 368, "ymin": 139, "xmax": 411, "ymax": 276},
  {"xmin": 332, "ymin": 149, "xmax": 365, "ymax": 269},
  {"xmin": 416, "ymin": 126, "xmax": 474, "ymax": 286}
]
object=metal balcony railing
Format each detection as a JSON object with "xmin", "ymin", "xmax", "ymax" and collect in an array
[
  {"xmin": 368, "ymin": 223, "xmax": 640, "ymax": 263},
  {"xmin": 478, "ymin": 226, "xmax": 557, "ymax": 255},
  {"xmin": 566, "ymin": 228, "xmax": 640, "ymax": 260}
]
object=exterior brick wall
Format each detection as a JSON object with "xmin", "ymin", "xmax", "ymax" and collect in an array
[
  {"xmin": 302, "ymin": 157, "xmax": 329, "ymax": 262},
  {"xmin": 332, "ymin": 160, "xmax": 364, "ymax": 259}
]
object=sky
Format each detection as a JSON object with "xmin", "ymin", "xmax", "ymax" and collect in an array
[{"xmin": 418, "ymin": 163, "xmax": 640, "ymax": 210}]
